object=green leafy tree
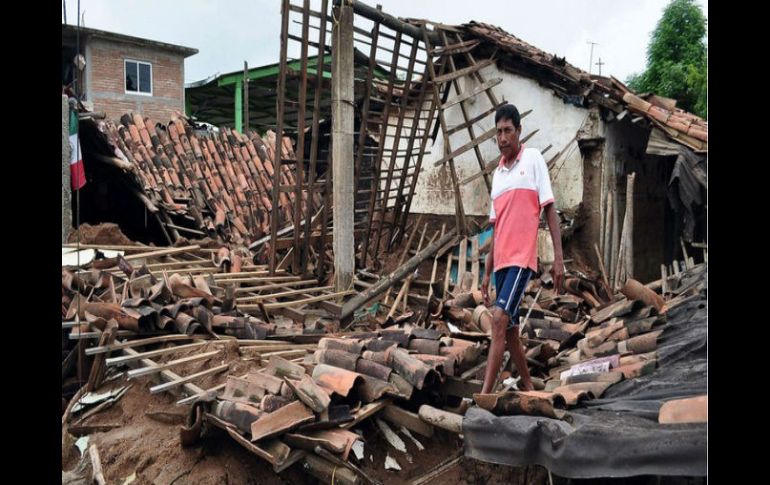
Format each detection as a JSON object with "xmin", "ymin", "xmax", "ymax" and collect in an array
[{"xmin": 627, "ymin": 0, "xmax": 707, "ymax": 118}]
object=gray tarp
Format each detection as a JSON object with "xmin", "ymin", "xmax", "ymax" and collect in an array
[{"xmin": 463, "ymin": 276, "xmax": 707, "ymax": 478}]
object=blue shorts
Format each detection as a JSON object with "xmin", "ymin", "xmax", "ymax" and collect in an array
[{"xmin": 494, "ymin": 265, "xmax": 532, "ymax": 330}]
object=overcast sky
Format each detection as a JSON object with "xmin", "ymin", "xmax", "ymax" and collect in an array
[{"xmin": 63, "ymin": 0, "xmax": 707, "ymax": 84}]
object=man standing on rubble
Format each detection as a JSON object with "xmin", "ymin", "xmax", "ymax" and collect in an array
[{"xmin": 480, "ymin": 103, "xmax": 563, "ymax": 393}]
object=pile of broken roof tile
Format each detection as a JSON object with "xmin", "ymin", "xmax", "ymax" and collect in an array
[
  {"xmin": 470, "ymin": 263, "xmax": 707, "ymax": 422},
  {"xmin": 100, "ymin": 113, "xmax": 311, "ymax": 245},
  {"xmin": 63, "ymin": 249, "xmax": 281, "ymax": 341},
  {"xmin": 185, "ymin": 328, "xmax": 484, "ymax": 478}
]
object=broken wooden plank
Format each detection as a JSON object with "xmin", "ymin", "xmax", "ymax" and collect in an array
[
  {"xmin": 122, "ymin": 245, "xmax": 201, "ymax": 262},
  {"xmin": 427, "ymin": 224, "xmax": 447, "ymax": 302},
  {"xmin": 302, "ymin": 454, "xmax": 360, "ymax": 485},
  {"xmin": 240, "ymin": 344, "xmax": 317, "ymax": 354},
  {"xmin": 375, "ymin": 418, "xmax": 407, "ymax": 452},
  {"xmin": 471, "ymin": 236, "xmax": 480, "ymax": 291},
  {"xmin": 341, "ymin": 230, "xmax": 458, "ymax": 320},
  {"xmin": 177, "ymin": 383, "xmax": 227, "ymax": 405},
  {"xmin": 341, "ymin": 400, "xmax": 389, "ymax": 429},
  {"xmin": 417, "ymin": 405, "xmax": 462, "ymax": 434},
  {"xmin": 432, "ymin": 58, "xmax": 495, "ymax": 84},
  {"xmin": 89, "ymin": 445, "xmax": 107, "ymax": 485},
  {"xmin": 235, "ymin": 279, "xmax": 319, "ymax": 293},
  {"xmin": 236, "ymin": 285, "xmax": 335, "ymax": 302},
  {"xmin": 433, "ymin": 126, "xmax": 496, "ymax": 167},
  {"xmin": 458, "ymin": 237, "xmax": 468, "ymax": 281},
  {"xmin": 105, "ymin": 342, "xmax": 208, "ymax": 367},
  {"xmin": 441, "ymin": 77, "xmax": 503, "ymax": 110},
  {"xmin": 430, "ymin": 39, "xmax": 480, "ymax": 55},
  {"xmin": 444, "ymin": 252, "xmax": 453, "ymax": 294},
  {"xmin": 149, "ymin": 364, "xmax": 229, "ymax": 394},
  {"xmin": 382, "ymin": 404, "xmax": 434, "ymax": 438},
  {"xmin": 245, "ymin": 290, "xmax": 354, "ymax": 310},
  {"xmin": 127, "ymin": 350, "xmax": 222, "ymax": 380},
  {"xmin": 85, "ymin": 334, "xmax": 200, "ymax": 356},
  {"xmin": 85, "ymin": 321, "xmax": 118, "ymax": 392}
]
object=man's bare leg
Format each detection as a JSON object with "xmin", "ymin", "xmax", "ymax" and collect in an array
[
  {"xmin": 505, "ymin": 325, "xmax": 533, "ymax": 391},
  {"xmin": 481, "ymin": 307, "xmax": 511, "ymax": 394}
]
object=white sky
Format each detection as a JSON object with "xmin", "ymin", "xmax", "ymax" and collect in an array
[{"xmin": 63, "ymin": 0, "xmax": 707, "ymax": 84}]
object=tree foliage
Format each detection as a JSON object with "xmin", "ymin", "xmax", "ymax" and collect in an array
[{"xmin": 626, "ymin": 0, "xmax": 707, "ymax": 118}]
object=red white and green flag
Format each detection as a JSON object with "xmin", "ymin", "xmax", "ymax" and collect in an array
[{"xmin": 69, "ymin": 107, "xmax": 86, "ymax": 190}]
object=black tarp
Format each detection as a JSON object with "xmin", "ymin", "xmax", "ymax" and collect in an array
[
  {"xmin": 668, "ymin": 147, "xmax": 707, "ymax": 242},
  {"xmin": 463, "ymin": 271, "xmax": 707, "ymax": 478}
]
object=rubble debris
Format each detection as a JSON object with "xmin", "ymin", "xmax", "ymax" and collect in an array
[
  {"xmin": 375, "ymin": 418, "xmax": 407, "ymax": 453},
  {"xmin": 71, "ymin": 386, "xmax": 130, "ymax": 415},
  {"xmin": 352, "ymin": 440, "xmax": 364, "ymax": 461},
  {"xmin": 384, "ymin": 454, "xmax": 401, "ymax": 471},
  {"xmin": 399, "ymin": 427, "xmax": 425, "ymax": 451},
  {"xmin": 659, "ymin": 395, "xmax": 708, "ymax": 424},
  {"xmin": 64, "ymin": 114, "xmax": 705, "ymax": 485},
  {"xmin": 74, "ymin": 436, "xmax": 90, "ymax": 457}
]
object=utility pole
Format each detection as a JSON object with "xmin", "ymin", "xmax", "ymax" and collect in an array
[
  {"xmin": 586, "ymin": 40, "xmax": 599, "ymax": 74},
  {"xmin": 595, "ymin": 57, "xmax": 605, "ymax": 76}
]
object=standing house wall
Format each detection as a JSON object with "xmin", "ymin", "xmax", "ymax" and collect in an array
[{"xmin": 406, "ymin": 64, "xmax": 589, "ymax": 217}]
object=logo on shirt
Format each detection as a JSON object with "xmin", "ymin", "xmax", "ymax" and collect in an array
[{"xmin": 520, "ymin": 170, "xmax": 525, "ymax": 176}]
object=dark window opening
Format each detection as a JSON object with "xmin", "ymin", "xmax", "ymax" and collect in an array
[{"xmin": 125, "ymin": 60, "xmax": 152, "ymax": 94}]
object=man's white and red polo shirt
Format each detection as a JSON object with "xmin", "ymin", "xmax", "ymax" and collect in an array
[{"xmin": 488, "ymin": 145, "xmax": 555, "ymax": 273}]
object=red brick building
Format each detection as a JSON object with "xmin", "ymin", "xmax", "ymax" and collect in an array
[{"xmin": 62, "ymin": 25, "xmax": 198, "ymax": 123}]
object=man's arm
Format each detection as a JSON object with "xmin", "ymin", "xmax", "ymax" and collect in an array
[
  {"xmin": 543, "ymin": 203, "xmax": 563, "ymax": 294},
  {"xmin": 481, "ymin": 229, "xmax": 494, "ymax": 305}
]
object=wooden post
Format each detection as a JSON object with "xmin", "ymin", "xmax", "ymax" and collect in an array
[
  {"xmin": 243, "ymin": 61, "xmax": 249, "ymax": 133},
  {"xmin": 681, "ymin": 238, "xmax": 691, "ymax": 270},
  {"xmin": 471, "ymin": 235, "xmax": 480, "ymax": 290},
  {"xmin": 428, "ymin": 224, "xmax": 447, "ymax": 302},
  {"xmin": 624, "ymin": 173, "xmax": 635, "ymax": 281},
  {"xmin": 269, "ymin": 0, "xmax": 290, "ymax": 275},
  {"xmin": 603, "ymin": 193, "xmax": 613, "ymax": 273},
  {"xmin": 294, "ymin": 1, "xmax": 310, "ymax": 273},
  {"xmin": 331, "ymin": 0, "xmax": 355, "ymax": 292},
  {"xmin": 610, "ymin": 188, "xmax": 620, "ymax": 287}
]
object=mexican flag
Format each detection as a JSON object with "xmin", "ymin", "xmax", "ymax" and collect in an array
[{"xmin": 69, "ymin": 107, "xmax": 86, "ymax": 190}]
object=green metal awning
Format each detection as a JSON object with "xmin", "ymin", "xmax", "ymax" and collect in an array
[{"xmin": 185, "ymin": 50, "xmax": 390, "ymax": 133}]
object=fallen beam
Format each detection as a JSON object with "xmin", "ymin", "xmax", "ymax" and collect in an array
[
  {"xmin": 340, "ymin": 229, "xmax": 458, "ymax": 320},
  {"xmin": 418, "ymin": 405, "xmax": 463, "ymax": 434}
]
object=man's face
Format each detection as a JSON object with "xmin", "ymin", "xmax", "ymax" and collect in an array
[{"xmin": 496, "ymin": 118, "xmax": 520, "ymax": 161}]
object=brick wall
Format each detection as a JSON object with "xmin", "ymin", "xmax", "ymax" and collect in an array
[{"xmin": 87, "ymin": 37, "xmax": 186, "ymax": 124}]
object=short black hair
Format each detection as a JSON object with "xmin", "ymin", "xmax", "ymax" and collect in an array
[{"xmin": 495, "ymin": 103, "xmax": 521, "ymax": 128}]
